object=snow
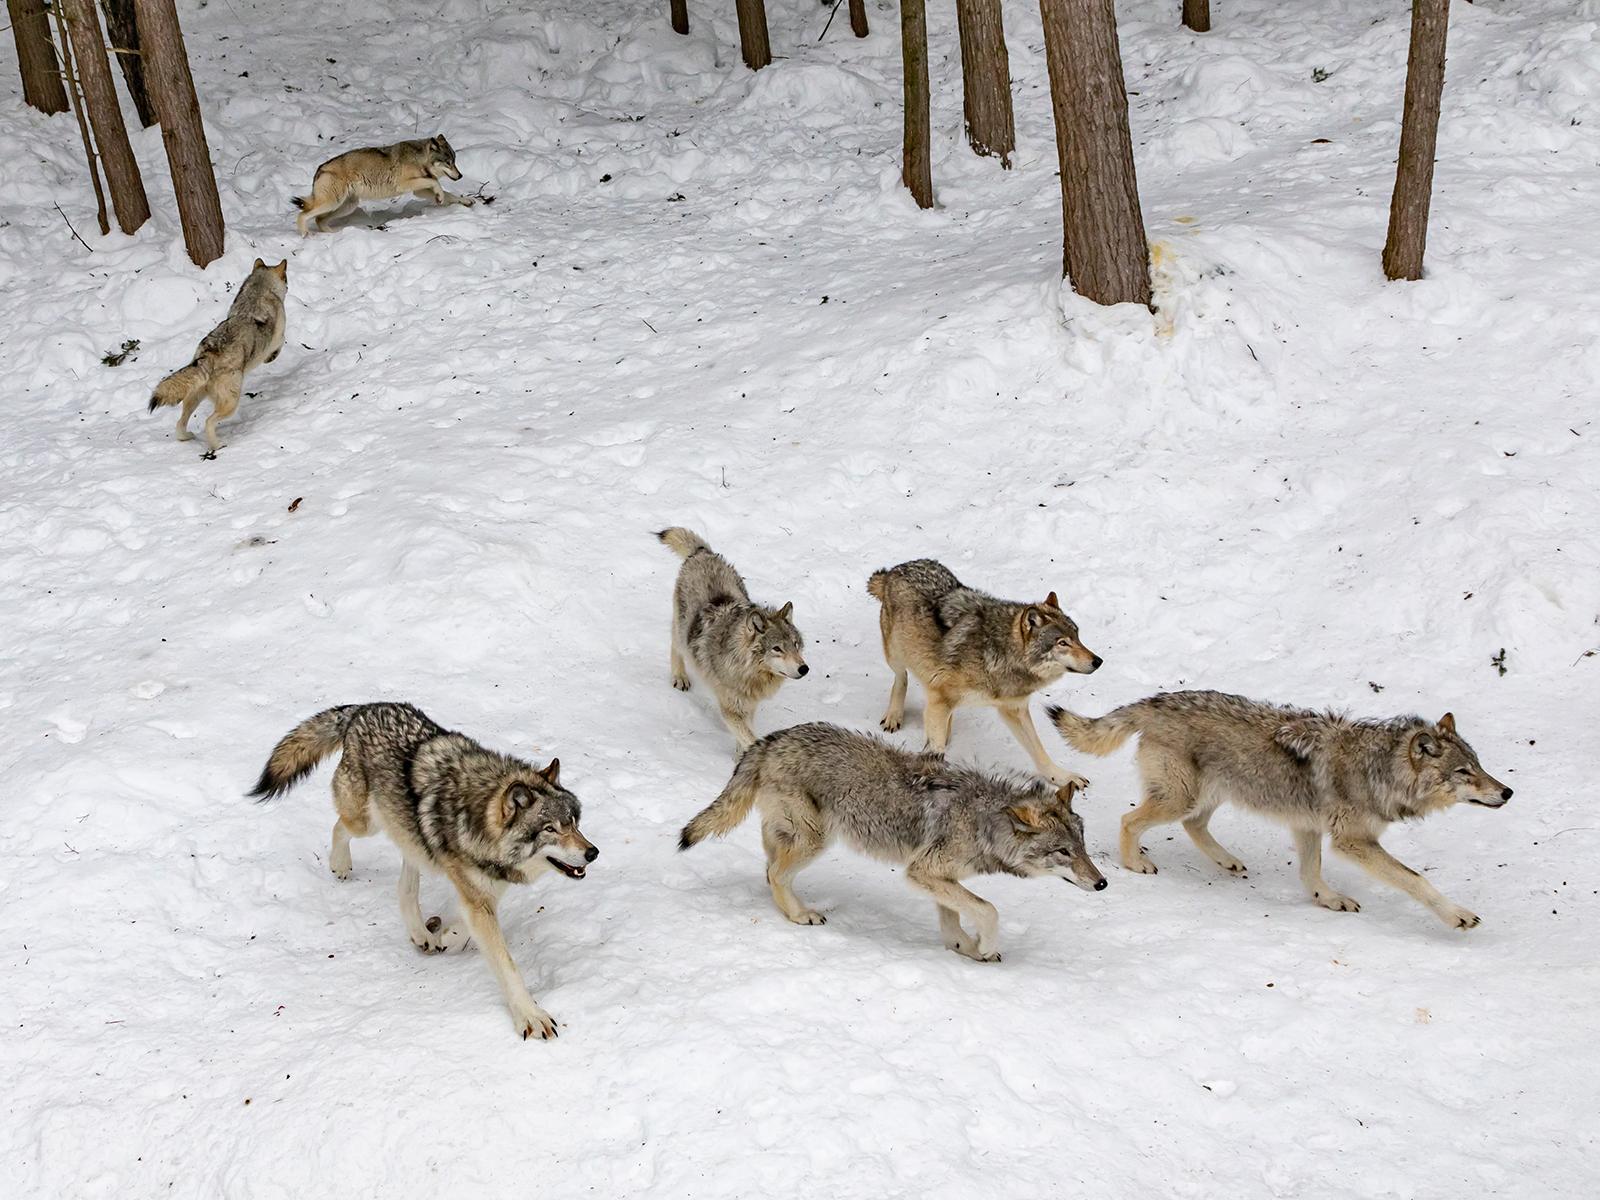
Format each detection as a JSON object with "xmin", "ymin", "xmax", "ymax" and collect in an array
[{"xmin": 2, "ymin": 0, "xmax": 1597, "ymax": 1195}]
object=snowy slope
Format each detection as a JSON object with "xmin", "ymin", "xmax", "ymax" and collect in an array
[{"xmin": 2, "ymin": 0, "xmax": 1597, "ymax": 1195}]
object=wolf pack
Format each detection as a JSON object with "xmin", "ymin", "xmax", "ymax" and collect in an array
[{"xmin": 153, "ymin": 136, "xmax": 1513, "ymax": 1040}]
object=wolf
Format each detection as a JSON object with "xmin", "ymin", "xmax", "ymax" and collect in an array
[
  {"xmin": 679, "ymin": 723, "xmax": 1105, "ymax": 960},
  {"xmin": 293, "ymin": 135, "xmax": 473, "ymax": 234},
  {"xmin": 1047, "ymin": 692, "xmax": 1512, "ymax": 929},
  {"xmin": 867, "ymin": 559, "xmax": 1102, "ymax": 787},
  {"xmin": 249, "ymin": 702, "xmax": 598, "ymax": 1039},
  {"xmin": 657, "ymin": 527, "xmax": 807, "ymax": 752},
  {"xmin": 147, "ymin": 258, "xmax": 286, "ymax": 458}
]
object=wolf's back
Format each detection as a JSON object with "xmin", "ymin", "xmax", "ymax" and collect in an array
[{"xmin": 250, "ymin": 705, "xmax": 358, "ymax": 799}]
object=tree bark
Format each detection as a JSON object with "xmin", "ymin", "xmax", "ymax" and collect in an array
[
  {"xmin": 1383, "ymin": 0, "xmax": 1449, "ymax": 282},
  {"xmin": 1181, "ymin": 0, "xmax": 1210, "ymax": 33},
  {"xmin": 1039, "ymin": 0, "xmax": 1151, "ymax": 307},
  {"xmin": 135, "ymin": 0, "xmax": 224, "ymax": 267},
  {"xmin": 62, "ymin": 0, "xmax": 149, "ymax": 233},
  {"xmin": 956, "ymin": 0, "xmax": 1015, "ymax": 166},
  {"xmin": 8, "ymin": 0, "xmax": 70, "ymax": 114},
  {"xmin": 900, "ymin": 0, "xmax": 933, "ymax": 208},
  {"xmin": 670, "ymin": 0, "xmax": 688, "ymax": 36},
  {"xmin": 53, "ymin": 0, "xmax": 111, "ymax": 235},
  {"xmin": 100, "ymin": 0, "xmax": 157, "ymax": 127},
  {"xmin": 735, "ymin": 0, "xmax": 771, "ymax": 70},
  {"xmin": 850, "ymin": 0, "xmax": 869, "ymax": 38}
]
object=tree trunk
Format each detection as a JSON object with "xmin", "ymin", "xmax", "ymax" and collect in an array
[
  {"xmin": 900, "ymin": 0, "xmax": 933, "ymax": 209},
  {"xmin": 1181, "ymin": 0, "xmax": 1210, "ymax": 33},
  {"xmin": 62, "ymin": 0, "xmax": 149, "ymax": 233},
  {"xmin": 735, "ymin": 0, "xmax": 771, "ymax": 70},
  {"xmin": 850, "ymin": 0, "xmax": 869, "ymax": 37},
  {"xmin": 956, "ymin": 0, "xmax": 1015, "ymax": 166},
  {"xmin": 670, "ymin": 0, "xmax": 688, "ymax": 36},
  {"xmin": 8, "ymin": 0, "xmax": 70, "ymax": 114},
  {"xmin": 1039, "ymin": 0, "xmax": 1151, "ymax": 307},
  {"xmin": 100, "ymin": 0, "xmax": 157, "ymax": 127},
  {"xmin": 135, "ymin": 0, "xmax": 224, "ymax": 267},
  {"xmin": 53, "ymin": 0, "xmax": 111, "ymax": 235},
  {"xmin": 1383, "ymin": 0, "xmax": 1449, "ymax": 282}
]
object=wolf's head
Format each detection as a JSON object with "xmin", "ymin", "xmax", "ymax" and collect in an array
[
  {"xmin": 427, "ymin": 134, "xmax": 463, "ymax": 181},
  {"xmin": 251, "ymin": 257, "xmax": 289, "ymax": 293},
  {"xmin": 490, "ymin": 759, "xmax": 599, "ymax": 882},
  {"xmin": 1018, "ymin": 592, "xmax": 1101, "ymax": 678},
  {"xmin": 749, "ymin": 601, "xmax": 808, "ymax": 680},
  {"xmin": 1407, "ymin": 713, "xmax": 1513, "ymax": 811},
  {"xmin": 1006, "ymin": 782, "xmax": 1106, "ymax": 891}
]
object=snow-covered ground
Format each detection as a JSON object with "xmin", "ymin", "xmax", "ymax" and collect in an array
[{"xmin": 3, "ymin": 0, "xmax": 1598, "ymax": 1194}]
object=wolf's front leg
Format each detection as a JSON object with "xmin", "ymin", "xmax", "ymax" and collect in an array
[
  {"xmin": 719, "ymin": 702, "xmax": 758, "ymax": 754},
  {"xmin": 1332, "ymin": 836, "xmax": 1477, "ymax": 929},
  {"xmin": 909, "ymin": 866, "xmax": 1000, "ymax": 962},
  {"xmin": 399, "ymin": 863, "xmax": 445, "ymax": 951},
  {"xmin": 449, "ymin": 876, "xmax": 558, "ymax": 1039},
  {"xmin": 936, "ymin": 905, "xmax": 979, "ymax": 958},
  {"xmin": 998, "ymin": 702, "xmax": 1088, "ymax": 789}
]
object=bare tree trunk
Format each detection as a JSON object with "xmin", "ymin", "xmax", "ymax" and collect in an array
[
  {"xmin": 62, "ymin": 0, "xmax": 149, "ymax": 233},
  {"xmin": 670, "ymin": 0, "xmax": 688, "ymax": 35},
  {"xmin": 1182, "ymin": 0, "xmax": 1210, "ymax": 33},
  {"xmin": 1039, "ymin": 0, "xmax": 1151, "ymax": 307},
  {"xmin": 900, "ymin": 0, "xmax": 933, "ymax": 209},
  {"xmin": 1383, "ymin": 0, "xmax": 1449, "ymax": 282},
  {"xmin": 100, "ymin": 0, "xmax": 157, "ymax": 126},
  {"xmin": 53, "ymin": 0, "xmax": 111, "ymax": 235},
  {"xmin": 8, "ymin": 0, "xmax": 70, "ymax": 114},
  {"xmin": 956, "ymin": 0, "xmax": 1014, "ymax": 166},
  {"xmin": 850, "ymin": 0, "xmax": 869, "ymax": 37},
  {"xmin": 735, "ymin": 0, "xmax": 771, "ymax": 70},
  {"xmin": 135, "ymin": 0, "xmax": 224, "ymax": 267}
]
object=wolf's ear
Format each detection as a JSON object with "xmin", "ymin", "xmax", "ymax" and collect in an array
[
  {"xmin": 776, "ymin": 601, "xmax": 793, "ymax": 621},
  {"xmin": 1411, "ymin": 730, "xmax": 1442, "ymax": 760},
  {"xmin": 272, "ymin": 260, "xmax": 288, "ymax": 281},
  {"xmin": 1044, "ymin": 591, "xmax": 1060, "ymax": 610},
  {"xmin": 501, "ymin": 782, "xmax": 535, "ymax": 824},
  {"xmin": 1020, "ymin": 606, "xmax": 1046, "ymax": 634},
  {"xmin": 747, "ymin": 610, "xmax": 768, "ymax": 634},
  {"xmin": 1006, "ymin": 803, "xmax": 1045, "ymax": 831},
  {"xmin": 1054, "ymin": 780, "xmax": 1080, "ymax": 808},
  {"xmin": 253, "ymin": 257, "xmax": 265, "ymax": 269},
  {"xmin": 541, "ymin": 758, "xmax": 561, "ymax": 785},
  {"xmin": 431, "ymin": 135, "xmax": 445, "ymax": 148},
  {"xmin": 1438, "ymin": 712, "xmax": 1456, "ymax": 736}
]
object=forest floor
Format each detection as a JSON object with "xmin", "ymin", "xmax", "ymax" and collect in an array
[{"xmin": 2, "ymin": 1, "xmax": 1597, "ymax": 1196}]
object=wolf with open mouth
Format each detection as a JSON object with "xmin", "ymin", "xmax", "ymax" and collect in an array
[{"xmin": 250, "ymin": 701, "xmax": 598, "ymax": 1040}]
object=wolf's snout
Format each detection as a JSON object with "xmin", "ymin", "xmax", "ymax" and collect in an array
[
  {"xmin": 584, "ymin": 845, "xmax": 599, "ymax": 862},
  {"xmin": 1094, "ymin": 877, "xmax": 1108, "ymax": 891},
  {"xmin": 797, "ymin": 664, "xmax": 810, "ymax": 677},
  {"xmin": 1089, "ymin": 655, "xmax": 1104, "ymax": 671},
  {"xmin": 1500, "ymin": 787, "xmax": 1513, "ymax": 802}
]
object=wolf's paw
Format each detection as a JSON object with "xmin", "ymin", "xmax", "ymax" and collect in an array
[
  {"xmin": 175, "ymin": 429, "xmax": 195, "ymax": 442},
  {"xmin": 672, "ymin": 674, "xmax": 691, "ymax": 692},
  {"xmin": 788, "ymin": 909, "xmax": 827, "ymax": 926},
  {"xmin": 880, "ymin": 714, "xmax": 903, "ymax": 733},
  {"xmin": 1216, "ymin": 856, "xmax": 1248, "ymax": 875},
  {"xmin": 1444, "ymin": 906, "xmax": 1480, "ymax": 930},
  {"xmin": 1315, "ymin": 891, "xmax": 1360, "ymax": 912},
  {"xmin": 954, "ymin": 943, "xmax": 1001, "ymax": 963},
  {"xmin": 1123, "ymin": 853, "xmax": 1158, "ymax": 875},
  {"xmin": 428, "ymin": 918, "xmax": 471, "ymax": 952},
  {"xmin": 330, "ymin": 862, "xmax": 352, "ymax": 882},
  {"xmin": 409, "ymin": 926, "xmax": 444, "ymax": 953},
  {"xmin": 1048, "ymin": 769, "xmax": 1091, "ymax": 791},
  {"xmin": 510, "ymin": 1000, "xmax": 558, "ymax": 1041}
]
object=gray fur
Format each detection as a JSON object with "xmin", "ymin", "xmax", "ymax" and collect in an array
[
  {"xmin": 250, "ymin": 701, "xmax": 596, "ymax": 1039},
  {"xmin": 1048, "ymin": 691, "xmax": 1512, "ymax": 928},
  {"xmin": 680, "ymin": 723, "xmax": 1105, "ymax": 960},
  {"xmin": 658, "ymin": 527, "xmax": 807, "ymax": 752},
  {"xmin": 294, "ymin": 135, "xmax": 473, "ymax": 234}
]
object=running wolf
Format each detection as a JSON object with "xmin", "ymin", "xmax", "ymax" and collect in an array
[
  {"xmin": 250, "ymin": 702, "xmax": 598, "ymax": 1039},
  {"xmin": 867, "ymin": 559, "xmax": 1102, "ymax": 787},
  {"xmin": 293, "ymin": 135, "xmax": 474, "ymax": 234},
  {"xmin": 679, "ymin": 723, "xmax": 1105, "ymax": 960},
  {"xmin": 658, "ymin": 527, "xmax": 807, "ymax": 752},
  {"xmin": 1047, "ymin": 691, "xmax": 1512, "ymax": 928},
  {"xmin": 148, "ymin": 258, "xmax": 286, "ymax": 457}
]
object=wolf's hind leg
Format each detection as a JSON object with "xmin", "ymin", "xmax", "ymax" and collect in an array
[
  {"xmin": 1296, "ymin": 829, "xmax": 1358, "ymax": 911},
  {"xmin": 922, "ymin": 689, "xmax": 956, "ymax": 755},
  {"xmin": 201, "ymin": 377, "xmax": 240, "ymax": 457},
  {"xmin": 328, "ymin": 760, "xmax": 372, "ymax": 879},
  {"xmin": 1183, "ymin": 807, "xmax": 1247, "ymax": 875},
  {"xmin": 908, "ymin": 864, "xmax": 1000, "ymax": 961},
  {"xmin": 881, "ymin": 666, "xmax": 908, "ymax": 733},
  {"xmin": 761, "ymin": 815, "xmax": 827, "ymax": 925},
  {"xmin": 1121, "ymin": 748, "xmax": 1196, "ymax": 874},
  {"xmin": 176, "ymin": 391, "xmax": 204, "ymax": 441}
]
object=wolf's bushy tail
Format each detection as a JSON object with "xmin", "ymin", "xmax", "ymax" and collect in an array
[
  {"xmin": 250, "ymin": 705, "xmax": 358, "ymax": 800},
  {"xmin": 679, "ymin": 749, "xmax": 762, "ymax": 850},
  {"xmin": 289, "ymin": 196, "xmax": 308, "ymax": 211},
  {"xmin": 1045, "ymin": 703, "xmax": 1147, "ymax": 756},
  {"xmin": 657, "ymin": 527, "xmax": 710, "ymax": 560},
  {"xmin": 866, "ymin": 569, "xmax": 890, "ymax": 602},
  {"xmin": 148, "ymin": 362, "xmax": 209, "ymax": 412}
]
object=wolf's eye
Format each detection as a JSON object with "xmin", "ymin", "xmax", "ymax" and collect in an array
[
  {"xmin": 542, "ymin": 824, "xmax": 557, "ymax": 834},
  {"xmin": 1454, "ymin": 768, "xmax": 1472, "ymax": 777},
  {"xmin": 1056, "ymin": 639, "xmax": 1069, "ymax": 649}
]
